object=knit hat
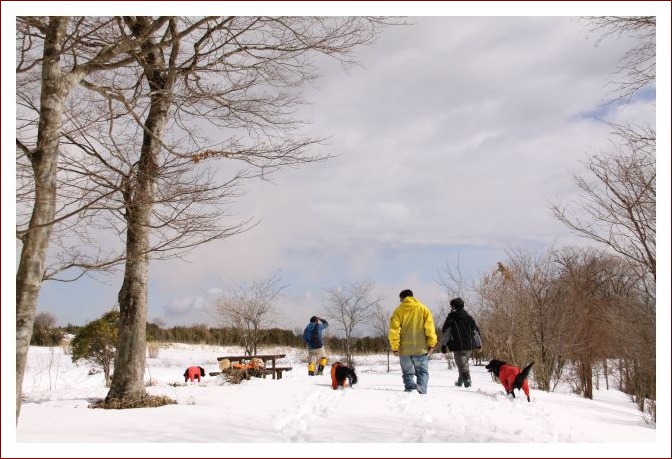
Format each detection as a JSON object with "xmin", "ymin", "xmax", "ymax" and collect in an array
[
  {"xmin": 399, "ymin": 289, "xmax": 413, "ymax": 299},
  {"xmin": 449, "ymin": 297, "xmax": 465, "ymax": 309}
]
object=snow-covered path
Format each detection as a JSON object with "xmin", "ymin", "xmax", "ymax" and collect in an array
[{"xmin": 15, "ymin": 345, "xmax": 654, "ymax": 445}]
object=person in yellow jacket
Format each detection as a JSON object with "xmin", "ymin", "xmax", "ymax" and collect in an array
[{"xmin": 388, "ymin": 289, "xmax": 437, "ymax": 394}]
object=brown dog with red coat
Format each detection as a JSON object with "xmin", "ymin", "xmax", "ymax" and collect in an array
[{"xmin": 330, "ymin": 362, "xmax": 358, "ymax": 390}]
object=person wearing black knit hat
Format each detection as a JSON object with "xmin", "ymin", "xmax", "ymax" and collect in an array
[{"xmin": 440, "ymin": 297, "xmax": 481, "ymax": 388}]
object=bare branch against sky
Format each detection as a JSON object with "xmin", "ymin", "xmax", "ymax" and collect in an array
[{"xmin": 5, "ymin": 4, "xmax": 669, "ymax": 335}]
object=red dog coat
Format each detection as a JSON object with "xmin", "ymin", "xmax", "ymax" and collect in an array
[
  {"xmin": 184, "ymin": 366, "xmax": 203, "ymax": 382},
  {"xmin": 498, "ymin": 364, "xmax": 530, "ymax": 399}
]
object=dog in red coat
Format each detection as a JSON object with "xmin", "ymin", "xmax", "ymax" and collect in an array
[
  {"xmin": 184, "ymin": 366, "xmax": 206, "ymax": 382},
  {"xmin": 330, "ymin": 362, "xmax": 358, "ymax": 390},
  {"xmin": 485, "ymin": 359, "xmax": 534, "ymax": 402}
]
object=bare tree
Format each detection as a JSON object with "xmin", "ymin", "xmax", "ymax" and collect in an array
[
  {"xmin": 15, "ymin": 16, "xmax": 166, "ymax": 420},
  {"xmin": 97, "ymin": 16, "xmax": 393, "ymax": 405},
  {"xmin": 551, "ymin": 14, "xmax": 657, "ymax": 419},
  {"xmin": 584, "ymin": 16, "xmax": 655, "ymax": 103},
  {"xmin": 552, "ymin": 124, "xmax": 655, "ymax": 291},
  {"xmin": 477, "ymin": 261, "xmax": 525, "ymax": 366},
  {"xmin": 371, "ymin": 304, "xmax": 392, "ymax": 372},
  {"xmin": 562, "ymin": 16, "xmax": 656, "ymax": 294},
  {"xmin": 507, "ymin": 247, "xmax": 566, "ymax": 391},
  {"xmin": 552, "ymin": 248, "xmax": 645, "ymax": 400},
  {"xmin": 17, "ymin": 15, "xmax": 394, "ymax": 407},
  {"xmin": 324, "ymin": 282, "xmax": 379, "ymax": 367},
  {"xmin": 477, "ymin": 250, "xmax": 565, "ymax": 391},
  {"xmin": 435, "ymin": 255, "xmax": 472, "ymax": 301},
  {"xmin": 212, "ymin": 273, "xmax": 287, "ymax": 355},
  {"xmin": 31, "ymin": 312, "xmax": 62, "ymax": 346},
  {"xmin": 434, "ymin": 257, "xmax": 478, "ymax": 369}
]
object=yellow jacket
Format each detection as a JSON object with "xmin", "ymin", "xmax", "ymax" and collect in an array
[{"xmin": 388, "ymin": 296, "xmax": 437, "ymax": 355}]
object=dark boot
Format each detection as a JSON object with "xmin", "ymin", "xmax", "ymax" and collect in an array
[
  {"xmin": 455, "ymin": 375, "xmax": 463, "ymax": 386},
  {"xmin": 463, "ymin": 374, "xmax": 472, "ymax": 388}
]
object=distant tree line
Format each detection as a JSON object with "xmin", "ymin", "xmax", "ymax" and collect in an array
[
  {"xmin": 34, "ymin": 315, "xmax": 393, "ymax": 355},
  {"xmin": 326, "ymin": 335, "xmax": 389, "ymax": 356},
  {"xmin": 145, "ymin": 323, "xmax": 305, "ymax": 348}
]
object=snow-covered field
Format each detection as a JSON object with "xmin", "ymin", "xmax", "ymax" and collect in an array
[{"xmin": 7, "ymin": 344, "xmax": 663, "ymax": 457}]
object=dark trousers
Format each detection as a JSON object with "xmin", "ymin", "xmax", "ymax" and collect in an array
[{"xmin": 453, "ymin": 350, "xmax": 472, "ymax": 379}]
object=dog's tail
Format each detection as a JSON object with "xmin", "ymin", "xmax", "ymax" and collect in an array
[{"xmin": 513, "ymin": 361, "xmax": 534, "ymax": 390}]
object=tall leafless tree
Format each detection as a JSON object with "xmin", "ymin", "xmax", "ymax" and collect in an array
[
  {"xmin": 15, "ymin": 16, "xmax": 167, "ymax": 420},
  {"xmin": 212, "ymin": 273, "xmax": 287, "ymax": 356},
  {"xmin": 370, "ymin": 303, "xmax": 392, "ymax": 372},
  {"xmin": 94, "ymin": 16, "xmax": 392, "ymax": 404},
  {"xmin": 561, "ymin": 16, "xmax": 657, "ymax": 294},
  {"xmin": 324, "ymin": 281, "xmax": 380, "ymax": 367}
]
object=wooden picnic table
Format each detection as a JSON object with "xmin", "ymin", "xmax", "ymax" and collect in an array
[{"xmin": 217, "ymin": 354, "xmax": 290, "ymax": 379}]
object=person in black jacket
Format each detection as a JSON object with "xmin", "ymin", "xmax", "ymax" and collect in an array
[{"xmin": 440, "ymin": 297, "xmax": 481, "ymax": 388}]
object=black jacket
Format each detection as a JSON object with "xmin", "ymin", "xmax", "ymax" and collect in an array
[{"xmin": 441, "ymin": 308, "xmax": 479, "ymax": 352}]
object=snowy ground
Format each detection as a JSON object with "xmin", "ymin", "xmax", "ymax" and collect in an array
[{"xmin": 6, "ymin": 344, "xmax": 665, "ymax": 458}]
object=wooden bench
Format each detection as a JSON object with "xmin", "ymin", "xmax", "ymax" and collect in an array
[
  {"xmin": 262, "ymin": 366, "xmax": 293, "ymax": 380},
  {"xmin": 209, "ymin": 366, "xmax": 292, "ymax": 380},
  {"xmin": 216, "ymin": 354, "xmax": 291, "ymax": 380}
]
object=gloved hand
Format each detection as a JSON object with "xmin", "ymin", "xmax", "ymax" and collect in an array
[{"xmin": 440, "ymin": 345, "xmax": 447, "ymax": 353}]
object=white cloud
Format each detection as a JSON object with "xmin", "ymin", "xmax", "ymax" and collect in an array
[{"xmin": 8, "ymin": 14, "xmax": 662, "ymax": 330}]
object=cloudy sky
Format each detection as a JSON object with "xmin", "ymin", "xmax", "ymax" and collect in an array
[{"xmin": 4, "ymin": 3, "xmax": 669, "ymax": 332}]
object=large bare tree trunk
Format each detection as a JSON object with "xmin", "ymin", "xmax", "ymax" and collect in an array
[
  {"xmin": 105, "ymin": 211, "xmax": 151, "ymax": 401},
  {"xmin": 106, "ymin": 23, "xmax": 171, "ymax": 401},
  {"xmin": 106, "ymin": 101, "xmax": 168, "ymax": 401},
  {"xmin": 15, "ymin": 17, "xmax": 69, "ymax": 421}
]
